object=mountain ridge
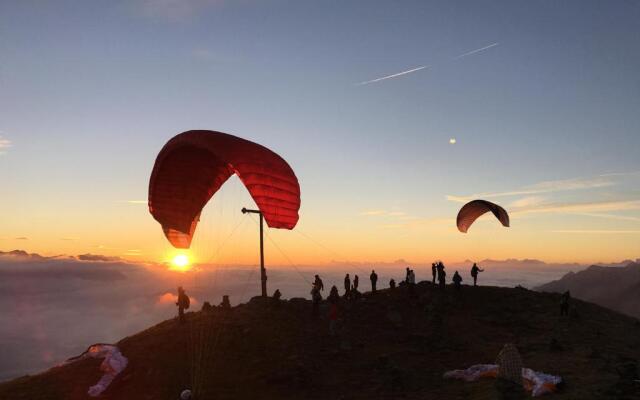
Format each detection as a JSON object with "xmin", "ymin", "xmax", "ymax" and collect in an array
[
  {"xmin": 1, "ymin": 282, "xmax": 638, "ymax": 399},
  {"xmin": 536, "ymin": 262, "xmax": 640, "ymax": 319}
]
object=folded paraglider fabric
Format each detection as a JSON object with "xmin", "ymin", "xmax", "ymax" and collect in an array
[
  {"xmin": 443, "ymin": 364, "xmax": 562, "ymax": 397},
  {"xmin": 63, "ymin": 343, "xmax": 128, "ymax": 397}
]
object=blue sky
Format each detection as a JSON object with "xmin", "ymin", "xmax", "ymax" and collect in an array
[{"xmin": 0, "ymin": 0, "xmax": 639, "ymax": 263}]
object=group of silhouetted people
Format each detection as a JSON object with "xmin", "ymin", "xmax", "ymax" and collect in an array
[
  {"xmin": 430, "ymin": 261, "xmax": 485, "ymax": 291},
  {"xmin": 432, "ymin": 262, "xmax": 447, "ymax": 288},
  {"xmin": 174, "ymin": 262, "xmax": 489, "ymax": 323},
  {"xmin": 337, "ymin": 270, "xmax": 379, "ymax": 299}
]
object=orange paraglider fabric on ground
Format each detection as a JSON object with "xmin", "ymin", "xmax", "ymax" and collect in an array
[{"xmin": 443, "ymin": 364, "xmax": 562, "ymax": 397}]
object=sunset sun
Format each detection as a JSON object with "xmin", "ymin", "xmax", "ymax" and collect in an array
[{"xmin": 171, "ymin": 254, "xmax": 190, "ymax": 271}]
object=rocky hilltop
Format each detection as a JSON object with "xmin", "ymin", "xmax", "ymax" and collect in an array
[{"xmin": 1, "ymin": 282, "xmax": 639, "ymax": 399}]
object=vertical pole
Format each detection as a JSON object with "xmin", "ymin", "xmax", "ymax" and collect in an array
[{"xmin": 260, "ymin": 213, "xmax": 267, "ymax": 297}]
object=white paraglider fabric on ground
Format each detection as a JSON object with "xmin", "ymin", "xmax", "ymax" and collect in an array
[
  {"xmin": 443, "ymin": 364, "xmax": 562, "ymax": 397},
  {"xmin": 63, "ymin": 344, "xmax": 128, "ymax": 397}
]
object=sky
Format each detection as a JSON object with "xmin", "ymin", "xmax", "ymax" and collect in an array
[{"xmin": 1, "ymin": 0, "xmax": 639, "ymax": 266}]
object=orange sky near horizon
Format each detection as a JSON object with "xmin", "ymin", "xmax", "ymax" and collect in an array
[{"xmin": 2, "ymin": 174, "xmax": 639, "ymax": 267}]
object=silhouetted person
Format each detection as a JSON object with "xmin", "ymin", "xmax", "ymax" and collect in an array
[
  {"xmin": 452, "ymin": 271, "xmax": 462, "ymax": 290},
  {"xmin": 389, "ymin": 278, "xmax": 396, "ymax": 289},
  {"xmin": 405, "ymin": 267, "xmax": 411, "ymax": 283},
  {"xmin": 370, "ymin": 270, "xmax": 378, "ymax": 292},
  {"xmin": 438, "ymin": 267, "xmax": 446, "ymax": 289},
  {"xmin": 560, "ymin": 291, "xmax": 571, "ymax": 316},
  {"xmin": 353, "ymin": 275, "xmax": 359, "ymax": 291},
  {"xmin": 311, "ymin": 284, "xmax": 322, "ymax": 317},
  {"xmin": 431, "ymin": 263, "xmax": 437, "ymax": 284},
  {"xmin": 328, "ymin": 285, "xmax": 340, "ymax": 303},
  {"xmin": 273, "ymin": 289, "xmax": 282, "ymax": 301},
  {"xmin": 313, "ymin": 274, "xmax": 324, "ymax": 292},
  {"xmin": 470, "ymin": 263, "xmax": 484, "ymax": 286},
  {"xmin": 344, "ymin": 274, "xmax": 351, "ymax": 297},
  {"xmin": 436, "ymin": 262, "xmax": 446, "ymax": 289},
  {"xmin": 220, "ymin": 295, "xmax": 231, "ymax": 309},
  {"xmin": 176, "ymin": 286, "xmax": 190, "ymax": 323}
]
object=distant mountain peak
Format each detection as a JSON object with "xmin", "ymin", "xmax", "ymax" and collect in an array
[{"xmin": 0, "ymin": 249, "xmax": 44, "ymax": 259}]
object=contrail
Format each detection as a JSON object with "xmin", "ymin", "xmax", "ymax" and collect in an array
[
  {"xmin": 454, "ymin": 42, "xmax": 499, "ymax": 60},
  {"xmin": 357, "ymin": 65, "xmax": 429, "ymax": 85}
]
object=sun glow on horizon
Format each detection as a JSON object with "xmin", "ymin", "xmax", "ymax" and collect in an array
[{"xmin": 170, "ymin": 253, "xmax": 191, "ymax": 272}]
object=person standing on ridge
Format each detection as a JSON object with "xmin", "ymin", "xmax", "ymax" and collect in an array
[
  {"xmin": 452, "ymin": 271, "xmax": 462, "ymax": 290},
  {"xmin": 432, "ymin": 263, "xmax": 437, "ymax": 284},
  {"xmin": 405, "ymin": 267, "xmax": 411, "ymax": 284},
  {"xmin": 344, "ymin": 274, "xmax": 351, "ymax": 298},
  {"xmin": 311, "ymin": 283, "xmax": 322, "ymax": 317},
  {"xmin": 437, "ymin": 263, "xmax": 447, "ymax": 289},
  {"xmin": 328, "ymin": 285, "xmax": 340, "ymax": 303},
  {"xmin": 220, "ymin": 295, "xmax": 231, "ymax": 309},
  {"xmin": 176, "ymin": 286, "xmax": 190, "ymax": 323},
  {"xmin": 313, "ymin": 274, "xmax": 324, "ymax": 292},
  {"xmin": 353, "ymin": 275, "xmax": 359, "ymax": 291},
  {"xmin": 370, "ymin": 270, "xmax": 378, "ymax": 292},
  {"xmin": 470, "ymin": 263, "xmax": 484, "ymax": 287}
]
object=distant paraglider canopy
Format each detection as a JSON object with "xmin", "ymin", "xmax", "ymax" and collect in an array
[
  {"xmin": 456, "ymin": 199, "xmax": 510, "ymax": 233},
  {"xmin": 149, "ymin": 130, "xmax": 301, "ymax": 248}
]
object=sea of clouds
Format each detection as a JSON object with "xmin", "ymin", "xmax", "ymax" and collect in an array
[{"xmin": 1, "ymin": 250, "xmax": 634, "ymax": 381}]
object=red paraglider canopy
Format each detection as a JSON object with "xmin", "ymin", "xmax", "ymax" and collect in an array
[
  {"xmin": 456, "ymin": 199, "xmax": 510, "ymax": 233},
  {"xmin": 149, "ymin": 130, "xmax": 301, "ymax": 248}
]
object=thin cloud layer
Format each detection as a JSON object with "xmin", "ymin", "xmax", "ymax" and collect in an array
[
  {"xmin": 0, "ymin": 137, "xmax": 11, "ymax": 154},
  {"xmin": 445, "ymin": 172, "xmax": 640, "ymax": 237},
  {"xmin": 0, "ymin": 253, "xmax": 179, "ymax": 380},
  {"xmin": 447, "ymin": 174, "xmax": 617, "ymax": 203},
  {"xmin": 118, "ymin": 200, "xmax": 147, "ymax": 205},
  {"xmin": 77, "ymin": 254, "xmax": 122, "ymax": 262},
  {"xmin": 454, "ymin": 42, "xmax": 499, "ymax": 59},
  {"xmin": 357, "ymin": 65, "xmax": 429, "ymax": 85},
  {"xmin": 357, "ymin": 41, "xmax": 500, "ymax": 86},
  {"xmin": 552, "ymin": 230, "xmax": 640, "ymax": 234},
  {"xmin": 513, "ymin": 200, "xmax": 640, "ymax": 216}
]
